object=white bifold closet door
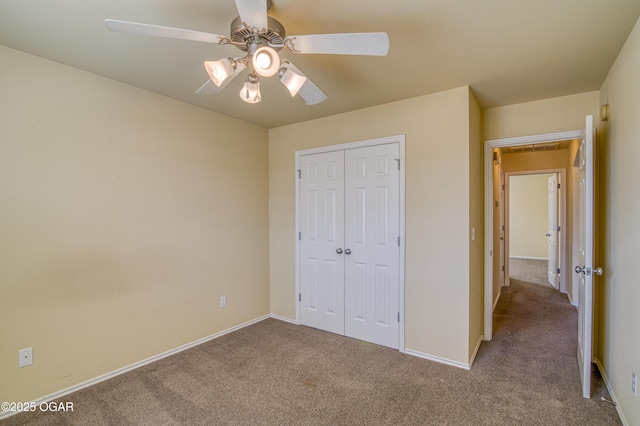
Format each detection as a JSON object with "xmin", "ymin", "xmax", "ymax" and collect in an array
[{"xmin": 300, "ymin": 143, "xmax": 400, "ymax": 349}]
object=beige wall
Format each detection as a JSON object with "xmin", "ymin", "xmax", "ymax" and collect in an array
[
  {"xmin": 269, "ymin": 86, "xmax": 477, "ymax": 365},
  {"xmin": 597, "ymin": 16, "xmax": 640, "ymax": 425},
  {"xmin": 484, "ymin": 91, "xmax": 599, "ymax": 141},
  {"xmin": 468, "ymin": 91, "xmax": 484, "ymax": 360},
  {"xmin": 508, "ymin": 174, "xmax": 552, "ymax": 259},
  {"xmin": 501, "ymin": 149, "xmax": 569, "ymax": 173},
  {"xmin": 0, "ymin": 46, "xmax": 270, "ymax": 403}
]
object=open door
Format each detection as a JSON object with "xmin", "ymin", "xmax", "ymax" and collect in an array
[
  {"xmin": 547, "ymin": 174, "xmax": 559, "ymax": 289},
  {"xmin": 575, "ymin": 115, "xmax": 601, "ymax": 399}
]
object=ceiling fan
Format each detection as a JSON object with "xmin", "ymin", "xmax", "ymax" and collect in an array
[{"xmin": 105, "ymin": 0, "xmax": 389, "ymax": 105}]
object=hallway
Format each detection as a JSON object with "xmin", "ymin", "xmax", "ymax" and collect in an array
[{"xmin": 472, "ymin": 279, "xmax": 620, "ymax": 424}]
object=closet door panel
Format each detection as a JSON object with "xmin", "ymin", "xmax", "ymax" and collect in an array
[
  {"xmin": 300, "ymin": 151, "xmax": 345, "ymax": 334},
  {"xmin": 344, "ymin": 144, "xmax": 400, "ymax": 349}
]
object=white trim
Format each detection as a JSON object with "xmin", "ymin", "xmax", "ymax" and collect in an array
[
  {"xmin": 0, "ymin": 315, "xmax": 269, "ymax": 421},
  {"xmin": 486, "ymin": 130, "xmax": 583, "ymax": 148},
  {"xmin": 509, "ymin": 256, "xmax": 549, "ymax": 261},
  {"xmin": 484, "ymin": 130, "xmax": 582, "ymax": 341},
  {"xmin": 295, "ymin": 135, "xmax": 406, "ymax": 352},
  {"xmin": 294, "ymin": 136, "xmax": 404, "ymax": 156},
  {"xmin": 404, "ymin": 349, "xmax": 471, "ymax": 370},
  {"xmin": 595, "ymin": 358, "xmax": 629, "ymax": 426},
  {"xmin": 398, "ymin": 139, "xmax": 406, "ymax": 352},
  {"xmin": 269, "ymin": 313, "xmax": 298, "ymax": 325}
]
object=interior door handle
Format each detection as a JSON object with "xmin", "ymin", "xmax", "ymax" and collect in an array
[
  {"xmin": 545, "ymin": 233, "xmax": 551, "ymax": 237},
  {"xmin": 575, "ymin": 266, "xmax": 604, "ymax": 276},
  {"xmin": 345, "ymin": 249, "xmax": 351, "ymax": 255},
  {"xmin": 336, "ymin": 248, "xmax": 343, "ymax": 254}
]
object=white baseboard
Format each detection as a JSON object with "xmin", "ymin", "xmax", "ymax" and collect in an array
[
  {"xmin": 594, "ymin": 358, "xmax": 629, "ymax": 426},
  {"xmin": 269, "ymin": 314, "xmax": 298, "ymax": 325},
  {"xmin": 509, "ymin": 256, "xmax": 548, "ymax": 261},
  {"xmin": 0, "ymin": 314, "xmax": 270, "ymax": 421},
  {"xmin": 404, "ymin": 348, "xmax": 471, "ymax": 370}
]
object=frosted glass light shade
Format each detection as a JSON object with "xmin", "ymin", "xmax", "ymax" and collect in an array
[
  {"xmin": 205, "ymin": 58, "xmax": 235, "ymax": 87},
  {"xmin": 252, "ymin": 46, "xmax": 279, "ymax": 77},
  {"xmin": 240, "ymin": 74, "xmax": 261, "ymax": 103},
  {"xmin": 279, "ymin": 67, "xmax": 307, "ymax": 96}
]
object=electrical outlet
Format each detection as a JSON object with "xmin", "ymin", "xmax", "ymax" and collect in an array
[
  {"xmin": 19, "ymin": 348, "xmax": 33, "ymax": 368},
  {"xmin": 220, "ymin": 296, "xmax": 227, "ymax": 308},
  {"xmin": 632, "ymin": 372, "xmax": 637, "ymax": 395}
]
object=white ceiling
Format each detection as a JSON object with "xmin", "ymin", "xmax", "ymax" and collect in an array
[{"xmin": 1, "ymin": 0, "xmax": 639, "ymax": 128}]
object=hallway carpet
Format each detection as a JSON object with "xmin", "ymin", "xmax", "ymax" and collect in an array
[{"xmin": 2, "ymin": 281, "xmax": 621, "ymax": 425}]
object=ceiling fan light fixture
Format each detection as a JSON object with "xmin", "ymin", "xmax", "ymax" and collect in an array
[
  {"xmin": 252, "ymin": 46, "xmax": 280, "ymax": 77},
  {"xmin": 240, "ymin": 73, "xmax": 261, "ymax": 103},
  {"xmin": 279, "ymin": 66, "xmax": 307, "ymax": 97},
  {"xmin": 205, "ymin": 58, "xmax": 236, "ymax": 87}
]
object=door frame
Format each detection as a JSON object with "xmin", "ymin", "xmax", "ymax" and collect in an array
[
  {"xmin": 295, "ymin": 135, "xmax": 406, "ymax": 351},
  {"xmin": 484, "ymin": 130, "xmax": 581, "ymax": 340},
  {"xmin": 503, "ymin": 169, "xmax": 567, "ymax": 292}
]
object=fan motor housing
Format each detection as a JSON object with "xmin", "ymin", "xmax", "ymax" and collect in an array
[{"xmin": 230, "ymin": 16, "xmax": 286, "ymax": 51}]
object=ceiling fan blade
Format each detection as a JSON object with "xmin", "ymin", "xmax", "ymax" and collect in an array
[
  {"xmin": 286, "ymin": 33, "xmax": 389, "ymax": 56},
  {"xmin": 196, "ymin": 62, "xmax": 246, "ymax": 95},
  {"xmin": 279, "ymin": 62, "xmax": 327, "ymax": 105},
  {"xmin": 234, "ymin": 0, "xmax": 268, "ymax": 30},
  {"xmin": 105, "ymin": 19, "xmax": 228, "ymax": 44},
  {"xmin": 298, "ymin": 79, "xmax": 328, "ymax": 106}
]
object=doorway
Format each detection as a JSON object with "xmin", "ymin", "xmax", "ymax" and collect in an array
[
  {"xmin": 505, "ymin": 171, "xmax": 566, "ymax": 291},
  {"xmin": 484, "ymin": 116, "xmax": 597, "ymax": 399},
  {"xmin": 483, "ymin": 130, "xmax": 582, "ymax": 341}
]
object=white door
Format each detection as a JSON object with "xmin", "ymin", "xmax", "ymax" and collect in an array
[
  {"xmin": 299, "ymin": 143, "xmax": 400, "ymax": 349},
  {"xmin": 299, "ymin": 151, "xmax": 345, "ymax": 335},
  {"xmin": 547, "ymin": 174, "xmax": 559, "ymax": 289},
  {"xmin": 344, "ymin": 144, "xmax": 400, "ymax": 349},
  {"xmin": 576, "ymin": 115, "xmax": 598, "ymax": 399}
]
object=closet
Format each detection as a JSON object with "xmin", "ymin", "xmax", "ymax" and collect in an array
[{"xmin": 298, "ymin": 142, "xmax": 400, "ymax": 349}]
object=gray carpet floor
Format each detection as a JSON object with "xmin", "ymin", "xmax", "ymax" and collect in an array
[{"xmin": 2, "ymin": 280, "xmax": 621, "ymax": 425}]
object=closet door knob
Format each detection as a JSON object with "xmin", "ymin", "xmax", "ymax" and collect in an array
[
  {"xmin": 336, "ymin": 248, "xmax": 343, "ymax": 254},
  {"xmin": 345, "ymin": 249, "xmax": 351, "ymax": 255}
]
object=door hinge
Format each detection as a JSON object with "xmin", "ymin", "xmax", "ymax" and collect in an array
[
  {"xmin": 557, "ymin": 268, "xmax": 561, "ymax": 274},
  {"xmin": 557, "ymin": 226, "xmax": 561, "ymax": 232},
  {"xmin": 397, "ymin": 236, "xmax": 400, "ymax": 247},
  {"xmin": 502, "ymin": 265, "xmax": 505, "ymax": 272},
  {"xmin": 297, "ymin": 169, "xmax": 301, "ymax": 179},
  {"xmin": 502, "ymin": 184, "xmax": 505, "ymax": 191},
  {"xmin": 298, "ymin": 293, "xmax": 301, "ymax": 302},
  {"xmin": 557, "ymin": 183, "xmax": 561, "ymax": 189},
  {"xmin": 397, "ymin": 312, "xmax": 400, "ymax": 322},
  {"xmin": 298, "ymin": 232, "xmax": 301, "ymax": 241}
]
